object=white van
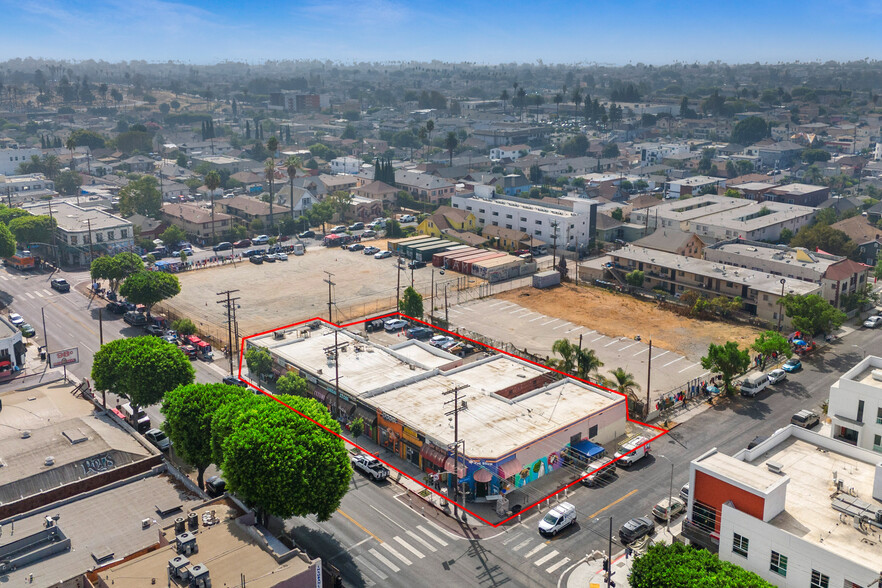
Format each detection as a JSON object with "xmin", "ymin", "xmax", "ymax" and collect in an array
[
  {"xmin": 538, "ymin": 502, "xmax": 576, "ymax": 536},
  {"xmin": 614, "ymin": 436, "xmax": 650, "ymax": 467},
  {"xmin": 740, "ymin": 373, "xmax": 770, "ymax": 397}
]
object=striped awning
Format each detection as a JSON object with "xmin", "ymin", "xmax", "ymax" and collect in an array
[
  {"xmin": 497, "ymin": 457, "xmax": 522, "ymax": 480},
  {"xmin": 420, "ymin": 443, "xmax": 447, "ymax": 468}
]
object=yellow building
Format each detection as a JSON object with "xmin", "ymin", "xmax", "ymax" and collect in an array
[{"xmin": 417, "ymin": 205, "xmax": 477, "ymax": 237}]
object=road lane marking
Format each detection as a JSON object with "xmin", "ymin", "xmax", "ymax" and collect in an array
[
  {"xmin": 394, "ymin": 536, "xmax": 425, "ymax": 559},
  {"xmin": 26, "ymin": 292, "xmax": 35, "ymax": 299},
  {"xmin": 354, "ymin": 555, "xmax": 388, "ymax": 581},
  {"xmin": 337, "ymin": 509, "xmax": 383, "ymax": 543},
  {"xmin": 416, "ymin": 525, "xmax": 448, "ymax": 547},
  {"xmin": 43, "ymin": 289, "xmax": 53, "ymax": 296},
  {"xmin": 662, "ymin": 357, "xmax": 683, "ymax": 368},
  {"xmin": 589, "ymin": 489, "xmax": 639, "ymax": 518},
  {"xmin": 405, "ymin": 530, "xmax": 436, "ymax": 552},
  {"xmin": 525, "ymin": 543, "xmax": 547, "ymax": 558},
  {"xmin": 35, "ymin": 291, "xmax": 44, "ymax": 298},
  {"xmin": 368, "ymin": 548, "xmax": 401, "ymax": 573},
  {"xmin": 679, "ymin": 362, "xmax": 700, "ymax": 373},
  {"xmin": 534, "ymin": 550, "xmax": 558, "ymax": 566},
  {"xmin": 369, "ymin": 505, "xmax": 408, "ymax": 532},
  {"xmin": 380, "ymin": 542, "xmax": 412, "ymax": 566},
  {"xmin": 512, "ymin": 539, "xmax": 532, "ymax": 552},
  {"xmin": 546, "ymin": 557, "xmax": 571, "ymax": 573}
]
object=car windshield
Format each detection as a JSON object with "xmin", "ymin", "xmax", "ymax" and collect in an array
[
  {"xmin": 152, "ymin": 431, "xmax": 167, "ymax": 441},
  {"xmin": 543, "ymin": 513, "xmax": 560, "ymax": 525}
]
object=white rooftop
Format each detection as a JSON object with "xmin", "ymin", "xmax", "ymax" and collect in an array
[{"xmin": 26, "ymin": 201, "xmax": 131, "ymax": 232}]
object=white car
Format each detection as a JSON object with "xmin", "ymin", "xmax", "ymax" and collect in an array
[
  {"xmin": 374, "ymin": 250, "xmax": 392, "ymax": 259},
  {"xmin": 275, "ymin": 252, "xmax": 288, "ymax": 261},
  {"xmin": 863, "ymin": 316, "xmax": 882, "ymax": 328},
  {"xmin": 399, "ymin": 214, "xmax": 416, "ymax": 223},
  {"xmin": 8, "ymin": 313, "xmax": 23, "ymax": 326},
  {"xmin": 767, "ymin": 369, "xmax": 787, "ymax": 384},
  {"xmin": 252, "ymin": 235, "xmax": 269, "ymax": 245},
  {"xmin": 384, "ymin": 319, "xmax": 409, "ymax": 332}
]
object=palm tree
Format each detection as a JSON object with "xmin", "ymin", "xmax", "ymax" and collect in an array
[
  {"xmin": 265, "ymin": 136, "xmax": 279, "ymax": 232},
  {"xmin": 285, "ymin": 155, "xmax": 301, "ymax": 224},
  {"xmin": 205, "ymin": 170, "xmax": 221, "ymax": 244},
  {"xmin": 444, "ymin": 132, "xmax": 458, "ymax": 167},
  {"xmin": 550, "ymin": 339, "xmax": 579, "ymax": 374},
  {"xmin": 576, "ymin": 348, "xmax": 603, "ymax": 380},
  {"xmin": 500, "ymin": 90, "xmax": 509, "ymax": 114},
  {"xmin": 607, "ymin": 367, "xmax": 641, "ymax": 403},
  {"xmin": 571, "ymin": 89, "xmax": 583, "ymax": 122},
  {"xmin": 554, "ymin": 93, "xmax": 563, "ymax": 118},
  {"xmin": 516, "ymin": 88, "xmax": 527, "ymax": 121},
  {"xmin": 65, "ymin": 136, "xmax": 76, "ymax": 168}
]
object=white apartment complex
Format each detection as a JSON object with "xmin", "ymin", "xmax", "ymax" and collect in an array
[
  {"xmin": 828, "ymin": 356, "xmax": 882, "ymax": 452},
  {"xmin": 452, "ymin": 194, "xmax": 597, "ymax": 249},
  {"xmin": 26, "ymin": 202, "xmax": 134, "ymax": 266},
  {"xmin": 683, "ymin": 426, "xmax": 882, "ymax": 588},
  {"xmin": 0, "ymin": 148, "xmax": 43, "ymax": 175},
  {"xmin": 330, "ymin": 156, "xmax": 362, "ymax": 175},
  {"xmin": 0, "ymin": 173, "xmax": 55, "ymax": 196}
]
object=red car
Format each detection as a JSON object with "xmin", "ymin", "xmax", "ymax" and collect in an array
[
  {"xmin": 278, "ymin": 235, "xmax": 291, "ymax": 242},
  {"xmin": 233, "ymin": 239, "xmax": 252, "ymax": 248}
]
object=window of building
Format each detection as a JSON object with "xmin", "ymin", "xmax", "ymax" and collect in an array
[
  {"xmin": 769, "ymin": 551, "xmax": 787, "ymax": 576},
  {"xmin": 857, "ymin": 400, "xmax": 864, "ymax": 423},
  {"xmin": 810, "ymin": 570, "xmax": 829, "ymax": 588},
  {"xmin": 843, "ymin": 580, "xmax": 861, "ymax": 588},
  {"xmin": 479, "ymin": 208, "xmax": 485, "ymax": 214},
  {"xmin": 519, "ymin": 227, "xmax": 526, "ymax": 232},
  {"xmin": 732, "ymin": 533, "xmax": 749, "ymax": 557},
  {"xmin": 506, "ymin": 224, "xmax": 512, "ymax": 229},
  {"xmin": 588, "ymin": 424, "xmax": 598, "ymax": 438},
  {"xmin": 763, "ymin": 294, "xmax": 769, "ymax": 301},
  {"xmin": 535, "ymin": 219, "xmax": 542, "ymax": 225},
  {"xmin": 506, "ymin": 214, "xmax": 512, "ymax": 219},
  {"xmin": 95, "ymin": 233, "xmax": 104, "ymax": 242},
  {"xmin": 107, "ymin": 231, "xmax": 114, "ymax": 241},
  {"xmin": 492, "ymin": 221, "xmax": 498, "ymax": 226},
  {"xmin": 520, "ymin": 217, "xmax": 526, "ymax": 222},
  {"xmin": 873, "ymin": 434, "xmax": 882, "ymax": 453},
  {"xmin": 492, "ymin": 211, "xmax": 499, "ymax": 216},
  {"xmin": 535, "ymin": 230, "xmax": 542, "ymax": 236},
  {"xmin": 876, "ymin": 407, "xmax": 882, "ymax": 425},
  {"xmin": 465, "ymin": 206, "xmax": 472, "ymax": 211},
  {"xmin": 70, "ymin": 235, "xmax": 78, "ymax": 245}
]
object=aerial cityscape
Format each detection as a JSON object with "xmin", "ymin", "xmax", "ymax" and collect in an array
[{"xmin": 2, "ymin": 3, "xmax": 882, "ymax": 588}]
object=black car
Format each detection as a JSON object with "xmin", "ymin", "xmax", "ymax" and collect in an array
[
  {"xmin": 50, "ymin": 278, "xmax": 70, "ymax": 292},
  {"xmin": 298, "ymin": 230, "xmax": 315, "ymax": 239},
  {"xmin": 405, "ymin": 327, "xmax": 433, "ymax": 341},
  {"xmin": 619, "ymin": 517, "xmax": 656, "ymax": 543},
  {"xmin": 124, "ymin": 311, "xmax": 147, "ymax": 327},
  {"xmin": 205, "ymin": 476, "xmax": 226, "ymax": 497},
  {"xmin": 213, "ymin": 241, "xmax": 233, "ymax": 252},
  {"xmin": 242, "ymin": 248, "xmax": 265, "ymax": 258},
  {"xmin": 249, "ymin": 255, "xmax": 264, "ymax": 264},
  {"xmin": 144, "ymin": 325, "xmax": 165, "ymax": 336},
  {"xmin": 106, "ymin": 301, "xmax": 127, "ymax": 314},
  {"xmin": 407, "ymin": 260, "xmax": 427, "ymax": 269},
  {"xmin": 223, "ymin": 375, "xmax": 248, "ymax": 388}
]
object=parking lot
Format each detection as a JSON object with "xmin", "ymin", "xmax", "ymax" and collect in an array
[{"xmin": 164, "ymin": 239, "xmax": 476, "ymax": 336}]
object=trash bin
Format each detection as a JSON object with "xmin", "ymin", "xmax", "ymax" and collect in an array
[
  {"xmin": 40, "ymin": 350, "xmax": 47, "ymax": 361},
  {"xmin": 439, "ymin": 488, "xmax": 448, "ymax": 507}
]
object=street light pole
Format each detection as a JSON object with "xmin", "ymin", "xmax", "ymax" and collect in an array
[{"xmin": 776, "ymin": 278, "xmax": 786, "ymax": 331}]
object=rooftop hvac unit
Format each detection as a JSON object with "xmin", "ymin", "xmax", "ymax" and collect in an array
[
  {"xmin": 190, "ymin": 563, "xmax": 211, "ymax": 588},
  {"xmin": 273, "ymin": 331, "xmax": 285, "ymax": 340},
  {"xmin": 766, "ymin": 461, "xmax": 784, "ymax": 474},
  {"xmin": 44, "ymin": 456, "xmax": 55, "ymax": 466},
  {"xmin": 175, "ymin": 531, "xmax": 198, "ymax": 556},
  {"xmin": 168, "ymin": 555, "xmax": 190, "ymax": 582}
]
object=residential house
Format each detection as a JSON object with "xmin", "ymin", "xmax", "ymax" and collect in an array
[
  {"xmin": 336, "ymin": 195, "xmax": 383, "ymax": 224},
  {"xmin": 162, "ymin": 203, "xmax": 234, "ymax": 242},
  {"xmin": 831, "ymin": 215, "xmax": 882, "ymax": 266},
  {"xmin": 274, "ymin": 185, "xmax": 315, "ymax": 219},
  {"xmin": 501, "ymin": 173, "xmax": 531, "ymax": 196},
  {"xmin": 190, "ymin": 155, "xmax": 250, "ymax": 174},
  {"xmin": 490, "ymin": 144, "xmax": 530, "ymax": 161},
  {"xmin": 666, "ymin": 175, "xmax": 726, "ymax": 198},
  {"xmin": 748, "ymin": 140, "xmax": 804, "ymax": 168},
  {"xmin": 330, "ymin": 156, "xmax": 362, "ymax": 175},
  {"xmin": 125, "ymin": 213, "xmax": 166, "ymax": 240},
  {"xmin": 764, "ymin": 183, "xmax": 830, "ymax": 207},
  {"xmin": 216, "ymin": 196, "xmax": 291, "ymax": 227},
  {"xmin": 230, "ymin": 170, "xmax": 266, "ymax": 194},
  {"xmin": 119, "ymin": 155, "xmax": 155, "ymax": 173},
  {"xmin": 159, "ymin": 181, "xmax": 189, "ymax": 202},
  {"xmin": 396, "ymin": 170, "xmax": 455, "ymax": 203},
  {"xmin": 417, "ymin": 205, "xmax": 478, "ymax": 237},
  {"xmin": 318, "ymin": 173, "xmax": 358, "ymax": 194},
  {"xmin": 480, "ymin": 225, "xmax": 536, "ymax": 251},
  {"xmin": 353, "ymin": 179, "xmax": 398, "ymax": 204},
  {"xmin": 632, "ymin": 227, "xmax": 706, "ymax": 258}
]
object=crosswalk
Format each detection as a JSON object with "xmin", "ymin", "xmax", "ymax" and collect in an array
[
  {"xmin": 0, "ymin": 273, "xmax": 61, "ymax": 301},
  {"xmin": 352, "ymin": 524, "xmax": 448, "ymax": 584},
  {"xmin": 500, "ymin": 530, "xmax": 572, "ymax": 574}
]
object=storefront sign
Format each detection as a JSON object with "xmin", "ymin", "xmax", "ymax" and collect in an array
[
  {"xmin": 381, "ymin": 412, "xmax": 398, "ymax": 424},
  {"xmin": 401, "ymin": 426, "xmax": 419, "ymax": 445},
  {"xmin": 49, "ymin": 347, "xmax": 79, "ymax": 368}
]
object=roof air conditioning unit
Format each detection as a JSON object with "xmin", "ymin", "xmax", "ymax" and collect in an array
[
  {"xmin": 21, "ymin": 431, "xmax": 30, "ymax": 439},
  {"xmin": 766, "ymin": 461, "xmax": 784, "ymax": 474},
  {"xmin": 45, "ymin": 456, "xmax": 55, "ymax": 466}
]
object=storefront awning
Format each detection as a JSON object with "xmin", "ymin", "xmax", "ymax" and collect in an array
[
  {"xmin": 444, "ymin": 457, "xmax": 467, "ymax": 479},
  {"xmin": 354, "ymin": 405, "xmax": 377, "ymax": 425},
  {"xmin": 473, "ymin": 467, "xmax": 494, "ymax": 483},
  {"xmin": 312, "ymin": 389, "xmax": 327, "ymax": 402},
  {"xmin": 420, "ymin": 444, "xmax": 447, "ymax": 468},
  {"xmin": 570, "ymin": 439, "xmax": 604, "ymax": 459},
  {"xmin": 497, "ymin": 457, "xmax": 522, "ymax": 480}
]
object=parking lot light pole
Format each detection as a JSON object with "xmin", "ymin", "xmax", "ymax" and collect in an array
[{"xmin": 659, "ymin": 454, "xmax": 675, "ymax": 536}]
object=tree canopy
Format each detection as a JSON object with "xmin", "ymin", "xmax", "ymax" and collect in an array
[
  {"xmin": 0, "ymin": 223, "xmax": 15, "ymax": 258},
  {"xmin": 629, "ymin": 542, "xmax": 776, "ymax": 588},
  {"xmin": 90, "ymin": 252, "xmax": 144, "ymax": 292},
  {"xmin": 399, "ymin": 286, "xmax": 424, "ymax": 318},
  {"xmin": 549, "ymin": 338, "xmax": 603, "ymax": 380},
  {"xmin": 700, "ymin": 341, "xmax": 750, "ymax": 393},
  {"xmin": 730, "ymin": 116, "xmax": 771, "ymax": 145},
  {"xmin": 560, "ymin": 135, "xmax": 589, "ymax": 157},
  {"xmin": 245, "ymin": 346, "xmax": 273, "ymax": 383},
  {"xmin": 788, "ymin": 223, "xmax": 856, "ymax": 258},
  {"xmin": 782, "ymin": 293, "xmax": 846, "ymax": 336},
  {"xmin": 213, "ymin": 394, "xmax": 351, "ymax": 523},
  {"xmin": 750, "ymin": 330, "xmax": 792, "ymax": 369},
  {"xmin": 91, "ymin": 336, "xmax": 195, "ymax": 409},
  {"xmin": 118, "ymin": 270, "xmax": 181, "ymax": 311},
  {"xmin": 276, "ymin": 371, "xmax": 309, "ymax": 396},
  {"xmin": 55, "ymin": 170, "xmax": 83, "ymax": 195},
  {"xmin": 8, "ymin": 215, "xmax": 56, "ymax": 245},
  {"xmin": 161, "ymin": 383, "xmax": 250, "ymax": 489},
  {"xmin": 119, "ymin": 175, "xmax": 162, "ymax": 218}
]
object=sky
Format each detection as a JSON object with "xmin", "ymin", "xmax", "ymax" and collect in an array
[{"xmin": 3, "ymin": 0, "xmax": 882, "ymax": 65}]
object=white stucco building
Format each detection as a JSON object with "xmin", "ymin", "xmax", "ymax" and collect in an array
[
  {"xmin": 26, "ymin": 202, "xmax": 134, "ymax": 266},
  {"xmin": 330, "ymin": 156, "xmax": 362, "ymax": 175},
  {"xmin": 0, "ymin": 148, "xmax": 43, "ymax": 176},
  {"xmin": 828, "ymin": 356, "xmax": 882, "ymax": 452}
]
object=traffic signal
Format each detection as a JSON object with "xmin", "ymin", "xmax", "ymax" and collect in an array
[{"xmin": 603, "ymin": 558, "xmax": 609, "ymax": 572}]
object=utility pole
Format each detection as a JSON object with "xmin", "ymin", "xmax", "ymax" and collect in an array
[
  {"xmin": 444, "ymin": 284, "xmax": 449, "ymax": 324},
  {"xmin": 323, "ymin": 333, "xmax": 348, "ymax": 419},
  {"xmin": 85, "ymin": 218, "xmax": 94, "ymax": 265},
  {"xmin": 430, "ymin": 268, "xmax": 435, "ymax": 325},
  {"xmin": 645, "ymin": 337, "xmax": 652, "ymax": 419},
  {"xmin": 324, "ymin": 271, "xmax": 335, "ymax": 323},
  {"xmin": 396, "ymin": 257, "xmax": 401, "ymax": 309},
  {"xmin": 550, "ymin": 220, "xmax": 559, "ymax": 270},
  {"xmin": 46, "ymin": 197, "xmax": 59, "ymax": 268},
  {"xmin": 217, "ymin": 289, "xmax": 240, "ymax": 376},
  {"xmin": 443, "ymin": 384, "xmax": 469, "ymax": 516}
]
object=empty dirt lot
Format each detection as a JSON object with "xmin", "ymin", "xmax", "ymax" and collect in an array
[{"xmin": 494, "ymin": 283, "xmax": 762, "ymax": 359}]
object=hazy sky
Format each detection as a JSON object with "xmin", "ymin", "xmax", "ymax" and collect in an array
[{"xmin": 3, "ymin": 0, "xmax": 882, "ymax": 65}]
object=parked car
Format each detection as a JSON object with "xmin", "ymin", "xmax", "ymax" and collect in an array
[
  {"xmin": 144, "ymin": 325, "xmax": 165, "ymax": 336},
  {"xmin": 249, "ymin": 255, "xmax": 264, "ymax": 265},
  {"xmin": 179, "ymin": 344, "xmax": 197, "ymax": 360},
  {"xmin": 399, "ymin": 214, "xmax": 416, "ymax": 223},
  {"xmin": 19, "ymin": 323, "xmax": 35, "ymax": 338},
  {"xmin": 430, "ymin": 335, "xmax": 454, "ymax": 348},
  {"xmin": 161, "ymin": 332, "xmax": 178, "ymax": 344},
  {"xmin": 374, "ymin": 250, "xmax": 392, "ymax": 259},
  {"xmin": 348, "ymin": 243, "xmax": 365, "ymax": 252},
  {"xmin": 8, "ymin": 313, "xmax": 23, "ymax": 326},
  {"xmin": 782, "ymin": 358, "xmax": 802, "ymax": 373},
  {"xmin": 581, "ymin": 457, "xmax": 617, "ymax": 487},
  {"xmin": 298, "ymin": 230, "xmax": 315, "ymax": 239},
  {"xmin": 864, "ymin": 315, "xmax": 882, "ymax": 328},
  {"xmin": 50, "ymin": 278, "xmax": 70, "ymax": 292},
  {"xmin": 233, "ymin": 239, "xmax": 252, "ymax": 248},
  {"xmin": 263, "ymin": 253, "xmax": 277, "ymax": 262},
  {"xmin": 652, "ymin": 496, "xmax": 685, "ymax": 521},
  {"xmin": 144, "ymin": 428, "xmax": 171, "ymax": 451},
  {"xmin": 614, "ymin": 435, "xmax": 650, "ymax": 466},
  {"xmin": 223, "ymin": 375, "xmax": 248, "ymax": 388},
  {"xmin": 791, "ymin": 409, "xmax": 820, "ymax": 429},
  {"xmin": 275, "ymin": 252, "xmax": 288, "ymax": 261},
  {"xmin": 407, "ymin": 260, "xmax": 427, "ymax": 269},
  {"xmin": 740, "ymin": 373, "xmax": 770, "ymax": 397},
  {"xmin": 351, "ymin": 454, "xmax": 389, "ymax": 481},
  {"xmin": 619, "ymin": 517, "xmax": 656, "ymax": 543},
  {"xmin": 105, "ymin": 301, "xmax": 126, "ymax": 314},
  {"xmin": 331, "ymin": 225, "xmax": 347, "ymax": 234},
  {"xmin": 361, "ymin": 230, "xmax": 377, "ymax": 238},
  {"xmin": 363, "ymin": 246, "xmax": 380, "ymax": 255},
  {"xmin": 405, "ymin": 327, "xmax": 434, "ymax": 341},
  {"xmin": 252, "ymin": 235, "xmax": 269, "ymax": 245},
  {"xmin": 767, "ymin": 369, "xmax": 787, "ymax": 384},
  {"xmin": 213, "ymin": 242, "xmax": 233, "ymax": 252},
  {"xmin": 384, "ymin": 319, "xmax": 409, "ymax": 332},
  {"xmin": 538, "ymin": 502, "xmax": 576, "ymax": 536},
  {"xmin": 365, "ymin": 319, "xmax": 386, "ymax": 333},
  {"xmin": 205, "ymin": 476, "xmax": 227, "ymax": 497},
  {"xmin": 348, "ymin": 222, "xmax": 365, "ymax": 231},
  {"xmin": 171, "ymin": 248, "xmax": 194, "ymax": 257},
  {"xmin": 679, "ymin": 483, "xmax": 690, "ymax": 503},
  {"xmin": 124, "ymin": 311, "xmax": 147, "ymax": 327}
]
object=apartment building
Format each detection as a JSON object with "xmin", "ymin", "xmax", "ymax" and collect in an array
[
  {"xmin": 828, "ymin": 356, "xmax": 882, "ymax": 452},
  {"xmin": 0, "ymin": 147, "xmax": 42, "ymax": 175},
  {"xmin": 27, "ymin": 202, "xmax": 134, "ymax": 266}
]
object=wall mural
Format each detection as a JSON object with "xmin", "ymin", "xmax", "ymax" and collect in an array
[{"xmin": 514, "ymin": 451, "xmax": 561, "ymax": 487}]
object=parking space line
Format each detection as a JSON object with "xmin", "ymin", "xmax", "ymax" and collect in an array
[
  {"xmin": 604, "ymin": 338, "xmax": 621, "ymax": 347},
  {"xmin": 662, "ymin": 357, "xmax": 683, "ymax": 368},
  {"xmin": 529, "ymin": 315, "xmax": 546, "ymax": 322},
  {"xmin": 632, "ymin": 347, "xmax": 648, "ymax": 357},
  {"xmin": 552, "ymin": 323, "xmax": 571, "ymax": 330},
  {"xmin": 652, "ymin": 350, "xmax": 669, "ymax": 360},
  {"xmin": 591, "ymin": 335, "xmax": 605, "ymax": 342},
  {"xmin": 679, "ymin": 362, "xmax": 701, "ymax": 373},
  {"xmin": 565, "ymin": 327, "xmax": 581, "ymax": 333},
  {"xmin": 487, "ymin": 301, "xmax": 508, "ymax": 309},
  {"xmin": 541, "ymin": 319, "xmax": 559, "ymax": 326},
  {"xmin": 618, "ymin": 342, "xmax": 638, "ymax": 352}
]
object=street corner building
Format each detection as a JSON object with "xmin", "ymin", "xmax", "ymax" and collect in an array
[{"xmin": 249, "ymin": 323, "xmax": 628, "ymax": 502}]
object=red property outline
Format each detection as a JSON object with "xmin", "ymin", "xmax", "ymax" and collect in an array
[{"xmin": 238, "ymin": 313, "xmax": 669, "ymax": 528}]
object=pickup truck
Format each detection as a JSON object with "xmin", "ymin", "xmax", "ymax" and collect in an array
[{"xmin": 351, "ymin": 454, "xmax": 390, "ymax": 481}]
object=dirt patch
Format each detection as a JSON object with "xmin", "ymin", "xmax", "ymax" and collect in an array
[{"xmin": 495, "ymin": 283, "xmax": 761, "ymax": 358}]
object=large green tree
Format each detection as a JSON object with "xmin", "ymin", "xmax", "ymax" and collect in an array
[
  {"xmin": 0, "ymin": 223, "xmax": 16, "ymax": 258},
  {"xmin": 214, "ymin": 394, "xmax": 352, "ymax": 523},
  {"xmin": 161, "ymin": 383, "xmax": 250, "ymax": 489},
  {"xmin": 160, "ymin": 224, "xmax": 186, "ymax": 247},
  {"xmin": 782, "ymin": 293, "xmax": 846, "ymax": 336},
  {"xmin": 399, "ymin": 286, "xmax": 424, "ymax": 318},
  {"xmin": 245, "ymin": 346, "xmax": 273, "ymax": 384},
  {"xmin": 560, "ymin": 135, "xmax": 589, "ymax": 157},
  {"xmin": 731, "ymin": 116, "xmax": 771, "ymax": 145},
  {"xmin": 276, "ymin": 372, "xmax": 309, "ymax": 396},
  {"xmin": 8, "ymin": 215, "xmax": 56, "ymax": 245},
  {"xmin": 789, "ymin": 223, "xmax": 856, "ymax": 258},
  {"xmin": 630, "ymin": 542, "xmax": 776, "ymax": 588},
  {"xmin": 119, "ymin": 176, "xmax": 162, "ymax": 218},
  {"xmin": 700, "ymin": 341, "xmax": 750, "ymax": 394},
  {"xmin": 90, "ymin": 252, "xmax": 144, "ymax": 292},
  {"xmin": 750, "ymin": 330, "xmax": 792, "ymax": 369},
  {"xmin": 91, "ymin": 337, "xmax": 195, "ymax": 410},
  {"xmin": 55, "ymin": 170, "xmax": 82, "ymax": 195},
  {"xmin": 549, "ymin": 338, "xmax": 604, "ymax": 380},
  {"xmin": 119, "ymin": 270, "xmax": 181, "ymax": 312}
]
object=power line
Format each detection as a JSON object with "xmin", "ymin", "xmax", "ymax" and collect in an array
[{"xmin": 216, "ymin": 289, "xmax": 240, "ymax": 376}]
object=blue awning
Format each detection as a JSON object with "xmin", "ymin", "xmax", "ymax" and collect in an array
[{"xmin": 570, "ymin": 439, "xmax": 604, "ymax": 458}]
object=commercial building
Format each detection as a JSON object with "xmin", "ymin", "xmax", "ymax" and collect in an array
[
  {"xmin": 0, "ymin": 147, "xmax": 42, "ymax": 175},
  {"xmin": 250, "ymin": 324, "xmax": 627, "ymax": 501},
  {"xmin": 729, "ymin": 181, "xmax": 830, "ymax": 207},
  {"xmin": 0, "ymin": 315, "xmax": 25, "ymax": 379},
  {"xmin": 630, "ymin": 194, "xmax": 816, "ymax": 242},
  {"xmin": 682, "ymin": 425, "xmax": 882, "ymax": 588},
  {"xmin": 827, "ymin": 355, "xmax": 882, "ymax": 451},
  {"xmin": 0, "ymin": 173, "xmax": 55, "ymax": 199},
  {"xmin": 452, "ymin": 193, "xmax": 597, "ymax": 251},
  {"xmin": 190, "ymin": 155, "xmax": 251, "ymax": 174},
  {"xmin": 330, "ymin": 156, "xmax": 362, "ymax": 175},
  {"xmin": 26, "ymin": 202, "xmax": 134, "ymax": 266}
]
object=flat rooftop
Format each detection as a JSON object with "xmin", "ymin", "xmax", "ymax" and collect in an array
[
  {"xmin": 0, "ymin": 474, "xmax": 205, "ymax": 586},
  {"xmin": 699, "ymin": 200, "xmax": 815, "ymax": 231},
  {"xmin": 465, "ymin": 195, "xmax": 583, "ymax": 217},
  {"xmin": 101, "ymin": 501, "xmax": 315, "ymax": 587},
  {"xmin": 731, "ymin": 182, "xmax": 776, "ymax": 191},
  {"xmin": 707, "ymin": 241, "xmax": 839, "ymax": 275},
  {"xmin": 644, "ymin": 195, "xmax": 751, "ymax": 221},
  {"xmin": 612, "ymin": 246, "xmax": 820, "ymax": 296},
  {"xmin": 27, "ymin": 201, "xmax": 130, "ymax": 231},
  {"xmin": 368, "ymin": 355, "xmax": 623, "ymax": 459},
  {"xmin": 745, "ymin": 436, "xmax": 881, "ymax": 565}
]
